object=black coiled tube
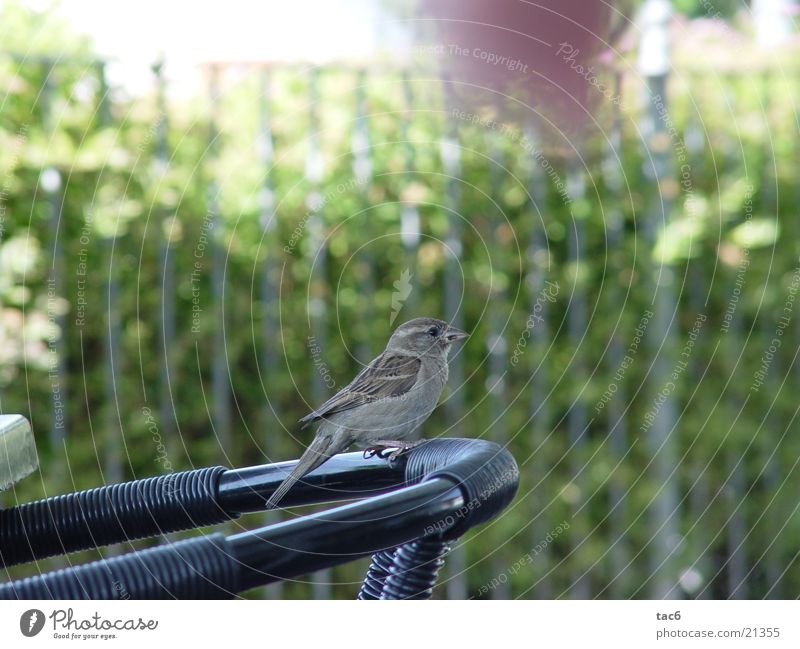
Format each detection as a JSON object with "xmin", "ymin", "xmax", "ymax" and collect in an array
[
  {"xmin": 404, "ymin": 439, "xmax": 519, "ymax": 538},
  {"xmin": 0, "ymin": 534, "xmax": 239, "ymax": 599},
  {"xmin": 357, "ymin": 548, "xmax": 396, "ymax": 600},
  {"xmin": 0, "ymin": 466, "xmax": 233, "ymax": 567},
  {"xmin": 380, "ymin": 536, "xmax": 451, "ymax": 600}
]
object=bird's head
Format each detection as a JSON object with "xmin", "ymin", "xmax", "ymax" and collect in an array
[{"xmin": 386, "ymin": 317, "xmax": 468, "ymax": 357}]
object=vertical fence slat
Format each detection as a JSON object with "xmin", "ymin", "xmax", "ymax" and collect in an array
[
  {"xmin": 257, "ymin": 65, "xmax": 283, "ymax": 600},
  {"xmin": 639, "ymin": 0, "xmax": 682, "ymax": 599},
  {"xmin": 565, "ymin": 159, "xmax": 590, "ymax": 599},
  {"xmin": 97, "ymin": 62, "xmax": 123, "ymax": 499},
  {"xmin": 725, "ymin": 313, "xmax": 748, "ymax": 598},
  {"xmin": 753, "ymin": 72, "xmax": 781, "ymax": 599},
  {"xmin": 351, "ymin": 69, "xmax": 376, "ymax": 359},
  {"xmin": 525, "ymin": 123, "xmax": 553, "ymax": 599},
  {"xmin": 486, "ymin": 130, "xmax": 510, "ymax": 599},
  {"xmin": 41, "ymin": 62, "xmax": 69, "ymax": 456},
  {"xmin": 682, "ymin": 102, "xmax": 711, "ymax": 599},
  {"xmin": 258, "ymin": 66, "xmax": 278, "ymax": 385},
  {"xmin": 719, "ymin": 78, "xmax": 748, "ymax": 600},
  {"xmin": 440, "ymin": 78, "xmax": 467, "ymax": 600},
  {"xmin": 207, "ymin": 64, "xmax": 232, "ymax": 459},
  {"xmin": 153, "ymin": 59, "xmax": 175, "ymax": 470},
  {"xmin": 602, "ymin": 76, "xmax": 630, "ymax": 597},
  {"xmin": 400, "ymin": 71, "xmax": 420, "ymax": 317},
  {"xmin": 38, "ymin": 60, "xmax": 68, "ymax": 572},
  {"xmin": 306, "ymin": 67, "xmax": 331, "ymax": 600}
]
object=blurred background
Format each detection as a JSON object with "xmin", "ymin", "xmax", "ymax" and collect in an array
[{"xmin": 1, "ymin": 0, "xmax": 800, "ymax": 598}]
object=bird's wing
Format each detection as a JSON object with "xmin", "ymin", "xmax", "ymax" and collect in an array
[{"xmin": 299, "ymin": 353, "xmax": 421, "ymax": 428}]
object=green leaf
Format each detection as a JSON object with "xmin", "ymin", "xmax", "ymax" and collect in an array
[
  {"xmin": 653, "ymin": 217, "xmax": 704, "ymax": 262},
  {"xmin": 729, "ymin": 218, "xmax": 778, "ymax": 249}
]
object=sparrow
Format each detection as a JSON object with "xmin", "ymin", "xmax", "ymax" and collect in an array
[{"xmin": 266, "ymin": 317, "xmax": 468, "ymax": 509}]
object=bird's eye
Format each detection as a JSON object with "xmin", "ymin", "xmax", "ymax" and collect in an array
[{"xmin": 427, "ymin": 326, "xmax": 439, "ymax": 337}]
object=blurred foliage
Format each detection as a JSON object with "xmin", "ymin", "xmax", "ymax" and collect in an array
[
  {"xmin": 2, "ymin": 2, "xmax": 800, "ymax": 599},
  {"xmin": 673, "ymin": 0, "xmax": 742, "ymax": 19}
]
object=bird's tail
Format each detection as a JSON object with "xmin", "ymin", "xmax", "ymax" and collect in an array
[{"xmin": 266, "ymin": 431, "xmax": 348, "ymax": 509}]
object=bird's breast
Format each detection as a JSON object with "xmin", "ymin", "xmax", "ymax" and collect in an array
[{"xmin": 341, "ymin": 353, "xmax": 449, "ymax": 444}]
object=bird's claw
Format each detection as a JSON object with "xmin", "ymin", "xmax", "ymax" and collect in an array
[
  {"xmin": 363, "ymin": 441, "xmax": 421, "ymax": 461},
  {"xmin": 363, "ymin": 446, "xmax": 396, "ymax": 460}
]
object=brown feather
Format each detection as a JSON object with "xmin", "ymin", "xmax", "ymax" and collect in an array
[
  {"xmin": 265, "ymin": 432, "xmax": 350, "ymax": 509},
  {"xmin": 298, "ymin": 353, "xmax": 421, "ymax": 429}
]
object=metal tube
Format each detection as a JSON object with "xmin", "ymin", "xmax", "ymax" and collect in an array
[
  {"xmin": 2, "ymin": 439, "xmax": 517, "ymax": 598},
  {"xmin": 217, "ymin": 451, "xmax": 403, "ymax": 512},
  {"xmin": 0, "ymin": 480, "xmax": 465, "ymax": 599},
  {"xmin": 2, "ymin": 439, "xmax": 517, "ymax": 571},
  {"xmin": 230, "ymin": 479, "xmax": 464, "ymax": 591}
]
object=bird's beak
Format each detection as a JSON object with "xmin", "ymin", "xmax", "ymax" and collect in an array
[{"xmin": 445, "ymin": 327, "xmax": 468, "ymax": 342}]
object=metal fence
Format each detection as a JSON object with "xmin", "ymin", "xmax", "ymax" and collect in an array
[{"xmin": 2, "ymin": 8, "xmax": 799, "ymax": 599}]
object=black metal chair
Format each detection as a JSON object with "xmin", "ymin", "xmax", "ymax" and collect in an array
[{"xmin": 1, "ymin": 436, "xmax": 518, "ymax": 599}]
